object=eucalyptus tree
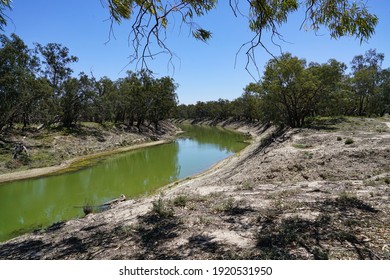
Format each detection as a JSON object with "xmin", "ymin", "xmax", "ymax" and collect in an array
[
  {"xmin": 94, "ymin": 76, "xmax": 118, "ymax": 123},
  {"xmin": 0, "ymin": 34, "xmax": 40, "ymax": 129},
  {"xmin": 261, "ymin": 53, "xmax": 326, "ymax": 127},
  {"xmin": 350, "ymin": 49, "xmax": 384, "ymax": 116},
  {"xmin": 60, "ymin": 77, "xmax": 85, "ymax": 128},
  {"xmin": 148, "ymin": 76, "xmax": 178, "ymax": 130},
  {"xmin": 35, "ymin": 42, "xmax": 79, "ymax": 124},
  {"xmin": 308, "ymin": 59, "xmax": 348, "ymax": 116},
  {"xmin": 241, "ymin": 83, "xmax": 263, "ymax": 121},
  {"xmin": 36, "ymin": 43, "xmax": 79, "ymax": 93},
  {"xmin": 370, "ymin": 68, "xmax": 390, "ymax": 116}
]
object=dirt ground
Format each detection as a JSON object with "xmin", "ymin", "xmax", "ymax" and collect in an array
[{"xmin": 0, "ymin": 117, "xmax": 389, "ymax": 260}]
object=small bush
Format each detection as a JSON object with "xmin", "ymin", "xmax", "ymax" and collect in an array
[
  {"xmin": 336, "ymin": 136, "xmax": 342, "ymax": 141},
  {"xmin": 83, "ymin": 200, "xmax": 94, "ymax": 215},
  {"xmin": 173, "ymin": 195, "xmax": 188, "ymax": 207},
  {"xmin": 151, "ymin": 197, "xmax": 174, "ymax": 218},
  {"xmin": 214, "ymin": 197, "xmax": 236, "ymax": 212},
  {"xmin": 385, "ymin": 178, "xmax": 390, "ymax": 185},
  {"xmin": 344, "ymin": 138, "xmax": 354, "ymax": 145}
]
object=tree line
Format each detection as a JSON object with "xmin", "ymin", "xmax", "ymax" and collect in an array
[
  {"xmin": 2, "ymin": 33, "xmax": 388, "ymax": 131},
  {"xmin": 176, "ymin": 50, "xmax": 389, "ymax": 127},
  {"xmin": 0, "ymin": 33, "xmax": 178, "ymax": 131}
]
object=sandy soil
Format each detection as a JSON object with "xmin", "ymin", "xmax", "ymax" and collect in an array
[{"xmin": 0, "ymin": 117, "xmax": 389, "ymax": 260}]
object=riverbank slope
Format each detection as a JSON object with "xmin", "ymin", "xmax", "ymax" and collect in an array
[
  {"xmin": 1, "ymin": 117, "xmax": 389, "ymax": 259},
  {"xmin": 0, "ymin": 121, "xmax": 178, "ymax": 183}
]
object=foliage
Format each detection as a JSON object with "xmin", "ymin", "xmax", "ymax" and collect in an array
[
  {"xmin": 173, "ymin": 195, "xmax": 188, "ymax": 207},
  {"xmin": 176, "ymin": 49, "xmax": 389, "ymax": 127},
  {"xmin": 0, "ymin": 34, "xmax": 178, "ymax": 131},
  {"xmin": 150, "ymin": 197, "xmax": 174, "ymax": 218},
  {"xmin": 344, "ymin": 138, "xmax": 354, "ymax": 145},
  {"xmin": 0, "ymin": 0, "xmax": 11, "ymax": 31}
]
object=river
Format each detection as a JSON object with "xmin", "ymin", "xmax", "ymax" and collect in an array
[{"xmin": 0, "ymin": 124, "xmax": 248, "ymax": 242}]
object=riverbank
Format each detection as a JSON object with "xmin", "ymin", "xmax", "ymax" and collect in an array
[
  {"xmin": 0, "ymin": 121, "xmax": 178, "ymax": 184},
  {"xmin": 1, "ymin": 117, "xmax": 389, "ymax": 259}
]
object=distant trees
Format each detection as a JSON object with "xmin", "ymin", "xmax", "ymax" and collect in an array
[
  {"xmin": 176, "ymin": 50, "xmax": 389, "ymax": 127},
  {"xmin": 0, "ymin": 34, "xmax": 178, "ymax": 131},
  {"xmin": 1, "ymin": 33, "xmax": 388, "ymax": 131},
  {"xmin": 350, "ymin": 49, "xmax": 384, "ymax": 116},
  {"xmin": 0, "ymin": 34, "xmax": 44, "ymax": 129}
]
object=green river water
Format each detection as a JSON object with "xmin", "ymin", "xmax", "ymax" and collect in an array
[{"xmin": 0, "ymin": 125, "xmax": 248, "ymax": 242}]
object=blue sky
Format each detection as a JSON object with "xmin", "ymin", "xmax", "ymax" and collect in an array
[{"xmin": 3, "ymin": 0, "xmax": 390, "ymax": 104}]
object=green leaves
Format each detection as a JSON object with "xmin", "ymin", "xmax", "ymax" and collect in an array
[
  {"xmin": 108, "ymin": 0, "xmax": 132, "ymax": 23},
  {"xmin": 305, "ymin": 0, "xmax": 378, "ymax": 43},
  {"xmin": 0, "ymin": 0, "xmax": 11, "ymax": 31},
  {"xmin": 192, "ymin": 28, "xmax": 212, "ymax": 42}
]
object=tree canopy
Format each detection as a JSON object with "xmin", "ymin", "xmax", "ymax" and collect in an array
[
  {"xmin": 0, "ymin": 34, "xmax": 178, "ymax": 130},
  {"xmin": 176, "ymin": 49, "xmax": 389, "ymax": 127}
]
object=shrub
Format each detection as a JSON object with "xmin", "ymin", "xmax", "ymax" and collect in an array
[
  {"xmin": 344, "ymin": 138, "xmax": 354, "ymax": 145},
  {"xmin": 83, "ymin": 202, "xmax": 94, "ymax": 215},
  {"xmin": 151, "ymin": 197, "xmax": 174, "ymax": 218},
  {"xmin": 173, "ymin": 195, "xmax": 188, "ymax": 207}
]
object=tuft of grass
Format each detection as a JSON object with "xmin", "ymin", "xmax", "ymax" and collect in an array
[
  {"xmin": 344, "ymin": 138, "xmax": 354, "ymax": 145},
  {"xmin": 82, "ymin": 199, "xmax": 95, "ymax": 216},
  {"xmin": 150, "ymin": 197, "xmax": 174, "ymax": 218},
  {"xmin": 196, "ymin": 216, "xmax": 213, "ymax": 225},
  {"xmin": 336, "ymin": 136, "xmax": 342, "ymax": 141},
  {"xmin": 173, "ymin": 195, "xmax": 188, "ymax": 207},
  {"xmin": 239, "ymin": 181, "xmax": 254, "ymax": 190},
  {"xmin": 384, "ymin": 177, "xmax": 390, "ymax": 185},
  {"xmin": 292, "ymin": 143, "xmax": 312, "ymax": 149},
  {"xmin": 303, "ymin": 151, "xmax": 314, "ymax": 159}
]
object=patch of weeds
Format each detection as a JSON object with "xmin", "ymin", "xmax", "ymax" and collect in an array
[
  {"xmin": 150, "ymin": 197, "xmax": 174, "ymax": 218},
  {"xmin": 173, "ymin": 195, "xmax": 188, "ymax": 207},
  {"xmin": 292, "ymin": 143, "xmax": 312, "ymax": 149},
  {"xmin": 344, "ymin": 138, "xmax": 354, "ymax": 145},
  {"xmin": 364, "ymin": 179, "xmax": 378, "ymax": 187},
  {"xmin": 214, "ymin": 197, "xmax": 236, "ymax": 213},
  {"xmin": 82, "ymin": 199, "xmax": 96, "ymax": 215},
  {"xmin": 196, "ymin": 216, "xmax": 214, "ymax": 225},
  {"xmin": 384, "ymin": 177, "xmax": 390, "ymax": 185},
  {"xmin": 337, "ymin": 136, "xmax": 342, "ymax": 141},
  {"xmin": 5, "ymin": 159, "xmax": 23, "ymax": 170},
  {"xmin": 303, "ymin": 151, "xmax": 314, "ymax": 159},
  {"xmin": 238, "ymin": 181, "xmax": 254, "ymax": 190}
]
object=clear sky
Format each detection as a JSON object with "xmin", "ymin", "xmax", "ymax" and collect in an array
[{"xmin": 3, "ymin": 0, "xmax": 390, "ymax": 104}]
